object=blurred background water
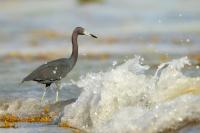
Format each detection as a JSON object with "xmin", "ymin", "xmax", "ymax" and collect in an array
[{"xmin": 0, "ymin": 0, "xmax": 200, "ymax": 132}]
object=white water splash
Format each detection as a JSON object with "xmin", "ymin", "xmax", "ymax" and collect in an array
[
  {"xmin": 0, "ymin": 98, "xmax": 43, "ymax": 117},
  {"xmin": 61, "ymin": 56, "xmax": 200, "ymax": 132}
]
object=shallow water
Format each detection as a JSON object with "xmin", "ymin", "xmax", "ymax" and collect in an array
[
  {"xmin": 0, "ymin": 0, "xmax": 200, "ymax": 132},
  {"xmin": 0, "ymin": 0, "xmax": 200, "ymax": 58},
  {"xmin": 1, "ymin": 56, "xmax": 200, "ymax": 132},
  {"xmin": 0, "ymin": 124, "xmax": 73, "ymax": 133}
]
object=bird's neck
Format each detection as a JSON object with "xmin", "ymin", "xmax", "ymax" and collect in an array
[{"xmin": 70, "ymin": 31, "xmax": 78, "ymax": 66}]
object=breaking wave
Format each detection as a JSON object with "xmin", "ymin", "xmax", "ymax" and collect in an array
[{"xmin": 61, "ymin": 56, "xmax": 200, "ymax": 133}]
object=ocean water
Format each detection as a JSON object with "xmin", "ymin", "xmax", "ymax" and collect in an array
[
  {"xmin": 0, "ymin": 0, "xmax": 200, "ymax": 132},
  {"xmin": 0, "ymin": 56, "xmax": 200, "ymax": 133},
  {"xmin": 0, "ymin": 0, "xmax": 200, "ymax": 57}
]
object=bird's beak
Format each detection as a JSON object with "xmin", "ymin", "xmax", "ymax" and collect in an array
[{"xmin": 83, "ymin": 30, "xmax": 98, "ymax": 38}]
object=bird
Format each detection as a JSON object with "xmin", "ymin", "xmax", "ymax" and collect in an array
[{"xmin": 21, "ymin": 27, "xmax": 97, "ymax": 102}]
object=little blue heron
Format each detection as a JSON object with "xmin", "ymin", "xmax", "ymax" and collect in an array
[{"xmin": 22, "ymin": 27, "xmax": 97, "ymax": 102}]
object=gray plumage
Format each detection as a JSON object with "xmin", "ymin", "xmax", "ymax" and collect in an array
[
  {"xmin": 21, "ymin": 27, "xmax": 97, "ymax": 102},
  {"xmin": 22, "ymin": 58, "xmax": 74, "ymax": 87}
]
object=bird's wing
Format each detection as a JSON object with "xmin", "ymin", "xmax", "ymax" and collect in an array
[{"xmin": 22, "ymin": 58, "xmax": 71, "ymax": 83}]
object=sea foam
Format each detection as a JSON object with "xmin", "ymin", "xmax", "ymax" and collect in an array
[{"xmin": 61, "ymin": 56, "xmax": 200, "ymax": 133}]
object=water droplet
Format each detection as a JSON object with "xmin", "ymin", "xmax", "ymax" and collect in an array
[
  {"xmin": 178, "ymin": 117, "xmax": 183, "ymax": 121},
  {"xmin": 196, "ymin": 66, "xmax": 200, "ymax": 69},
  {"xmin": 82, "ymin": 125, "xmax": 88, "ymax": 128},
  {"xmin": 178, "ymin": 13, "xmax": 183, "ymax": 17},
  {"xmin": 53, "ymin": 70, "xmax": 56, "ymax": 74},
  {"xmin": 186, "ymin": 38, "xmax": 190, "ymax": 43},
  {"xmin": 112, "ymin": 61, "xmax": 117, "ymax": 66},
  {"xmin": 155, "ymin": 105, "xmax": 159, "ymax": 109},
  {"xmin": 55, "ymin": 67, "xmax": 58, "ymax": 70}
]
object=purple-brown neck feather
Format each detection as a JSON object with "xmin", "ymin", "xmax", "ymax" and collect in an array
[{"xmin": 70, "ymin": 29, "xmax": 79, "ymax": 67}]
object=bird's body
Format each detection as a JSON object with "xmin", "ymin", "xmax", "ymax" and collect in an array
[
  {"xmin": 22, "ymin": 27, "xmax": 97, "ymax": 102},
  {"xmin": 22, "ymin": 58, "xmax": 73, "ymax": 87}
]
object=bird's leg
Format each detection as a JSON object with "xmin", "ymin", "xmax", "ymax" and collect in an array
[
  {"xmin": 41, "ymin": 87, "xmax": 47, "ymax": 103},
  {"xmin": 55, "ymin": 81, "xmax": 61, "ymax": 102}
]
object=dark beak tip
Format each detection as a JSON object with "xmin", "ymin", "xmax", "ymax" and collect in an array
[{"xmin": 90, "ymin": 34, "xmax": 98, "ymax": 38}]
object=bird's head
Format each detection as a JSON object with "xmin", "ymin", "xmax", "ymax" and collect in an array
[{"xmin": 75, "ymin": 27, "xmax": 97, "ymax": 38}]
